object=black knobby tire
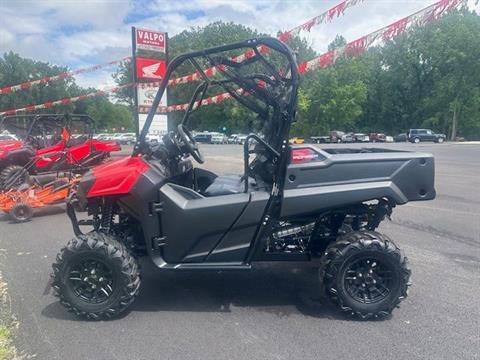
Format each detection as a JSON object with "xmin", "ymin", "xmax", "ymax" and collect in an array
[
  {"xmin": 319, "ymin": 231, "xmax": 411, "ymax": 320},
  {"xmin": 0, "ymin": 165, "xmax": 29, "ymax": 190},
  {"xmin": 9, "ymin": 202, "xmax": 33, "ymax": 222},
  {"xmin": 52, "ymin": 232, "xmax": 141, "ymax": 320}
]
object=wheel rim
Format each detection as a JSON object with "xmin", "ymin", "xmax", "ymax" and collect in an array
[
  {"xmin": 14, "ymin": 206, "xmax": 28, "ymax": 220},
  {"xmin": 343, "ymin": 257, "xmax": 394, "ymax": 304},
  {"xmin": 68, "ymin": 259, "xmax": 115, "ymax": 304}
]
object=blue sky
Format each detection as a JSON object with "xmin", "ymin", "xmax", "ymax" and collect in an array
[{"xmin": 1, "ymin": 0, "xmax": 478, "ymax": 89}]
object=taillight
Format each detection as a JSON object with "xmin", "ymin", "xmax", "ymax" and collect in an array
[{"xmin": 290, "ymin": 148, "xmax": 320, "ymax": 164}]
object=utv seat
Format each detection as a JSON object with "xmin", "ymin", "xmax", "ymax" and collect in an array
[{"xmin": 203, "ymin": 175, "xmax": 256, "ymax": 197}]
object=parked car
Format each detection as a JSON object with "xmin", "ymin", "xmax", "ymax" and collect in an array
[
  {"xmin": 354, "ymin": 133, "xmax": 370, "ymax": 142},
  {"xmin": 145, "ymin": 134, "xmax": 162, "ymax": 144},
  {"xmin": 194, "ymin": 132, "xmax": 213, "ymax": 144},
  {"xmin": 394, "ymin": 133, "xmax": 407, "ymax": 142},
  {"xmin": 211, "ymin": 134, "xmax": 227, "ymax": 144},
  {"xmin": 407, "ymin": 129, "xmax": 446, "ymax": 143},
  {"xmin": 369, "ymin": 133, "xmax": 386, "ymax": 143},
  {"xmin": 289, "ymin": 137, "xmax": 305, "ymax": 144},
  {"xmin": 227, "ymin": 134, "xmax": 239, "ymax": 144},
  {"xmin": 95, "ymin": 133, "xmax": 113, "ymax": 141},
  {"xmin": 310, "ymin": 136, "xmax": 330, "ymax": 144},
  {"xmin": 341, "ymin": 133, "xmax": 355, "ymax": 143},
  {"xmin": 237, "ymin": 134, "xmax": 248, "ymax": 145},
  {"xmin": 385, "ymin": 136, "xmax": 394, "ymax": 143},
  {"xmin": 117, "ymin": 133, "xmax": 136, "ymax": 145},
  {"xmin": 112, "ymin": 133, "xmax": 124, "ymax": 142},
  {"xmin": 330, "ymin": 130, "xmax": 344, "ymax": 143},
  {"xmin": 0, "ymin": 134, "xmax": 17, "ymax": 141}
]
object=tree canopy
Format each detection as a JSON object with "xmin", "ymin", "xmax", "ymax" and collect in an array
[{"xmin": 0, "ymin": 52, "xmax": 133, "ymax": 132}]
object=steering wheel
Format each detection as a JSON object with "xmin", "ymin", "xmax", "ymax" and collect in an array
[
  {"xmin": 26, "ymin": 135, "xmax": 41, "ymax": 149},
  {"xmin": 177, "ymin": 124, "xmax": 204, "ymax": 164}
]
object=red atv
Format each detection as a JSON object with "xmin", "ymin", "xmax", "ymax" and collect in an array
[{"xmin": 0, "ymin": 114, "xmax": 120, "ymax": 189}]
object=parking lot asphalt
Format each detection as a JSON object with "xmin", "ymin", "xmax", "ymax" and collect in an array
[{"xmin": 0, "ymin": 142, "xmax": 479, "ymax": 360}]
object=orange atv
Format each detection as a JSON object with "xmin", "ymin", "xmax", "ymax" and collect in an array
[{"xmin": 0, "ymin": 174, "xmax": 80, "ymax": 222}]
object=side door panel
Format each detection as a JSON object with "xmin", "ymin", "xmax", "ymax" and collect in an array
[
  {"xmin": 159, "ymin": 183, "xmax": 251, "ymax": 263},
  {"xmin": 206, "ymin": 191, "xmax": 270, "ymax": 262}
]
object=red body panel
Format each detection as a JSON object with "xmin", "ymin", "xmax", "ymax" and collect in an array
[
  {"xmin": 67, "ymin": 143, "xmax": 91, "ymax": 163},
  {"xmin": 87, "ymin": 156, "xmax": 150, "ymax": 198},
  {"xmin": 35, "ymin": 142, "xmax": 65, "ymax": 168},
  {"xmin": 0, "ymin": 141, "xmax": 23, "ymax": 159},
  {"xmin": 91, "ymin": 140, "xmax": 121, "ymax": 153}
]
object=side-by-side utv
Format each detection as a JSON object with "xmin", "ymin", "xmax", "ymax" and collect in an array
[
  {"xmin": 0, "ymin": 114, "xmax": 120, "ymax": 189},
  {"xmin": 51, "ymin": 38, "xmax": 435, "ymax": 320}
]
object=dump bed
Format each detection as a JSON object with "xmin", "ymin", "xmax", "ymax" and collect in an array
[{"xmin": 281, "ymin": 145, "xmax": 435, "ymax": 218}]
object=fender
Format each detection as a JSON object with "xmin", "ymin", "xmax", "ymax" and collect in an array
[{"xmin": 85, "ymin": 156, "xmax": 150, "ymax": 198}]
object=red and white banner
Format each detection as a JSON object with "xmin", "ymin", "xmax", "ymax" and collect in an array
[
  {"xmin": 0, "ymin": 57, "xmax": 131, "ymax": 95},
  {"xmin": 0, "ymin": 83, "xmax": 134, "ymax": 116},
  {"xmin": 0, "ymin": 0, "xmax": 466, "ymax": 117},
  {"xmin": 0, "ymin": 0, "xmax": 357, "ymax": 97},
  {"xmin": 135, "ymin": 28, "xmax": 166, "ymax": 52},
  {"xmin": 297, "ymin": 0, "xmax": 467, "ymax": 74},
  {"xmin": 136, "ymin": 57, "xmax": 167, "ymax": 80}
]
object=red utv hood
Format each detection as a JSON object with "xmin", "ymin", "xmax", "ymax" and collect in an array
[
  {"xmin": 0, "ymin": 140, "xmax": 24, "ymax": 158},
  {"xmin": 86, "ymin": 156, "xmax": 149, "ymax": 198},
  {"xmin": 91, "ymin": 139, "xmax": 121, "ymax": 153}
]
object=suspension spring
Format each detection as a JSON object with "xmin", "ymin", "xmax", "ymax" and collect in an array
[{"xmin": 101, "ymin": 200, "xmax": 114, "ymax": 233}]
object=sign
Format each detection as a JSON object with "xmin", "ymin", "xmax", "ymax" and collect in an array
[
  {"xmin": 136, "ymin": 58, "xmax": 166, "ymax": 81},
  {"xmin": 138, "ymin": 114, "xmax": 168, "ymax": 136},
  {"xmin": 137, "ymin": 85, "xmax": 167, "ymax": 107},
  {"xmin": 135, "ymin": 28, "xmax": 166, "ymax": 52}
]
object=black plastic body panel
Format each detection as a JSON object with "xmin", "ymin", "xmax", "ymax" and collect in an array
[
  {"xmin": 282, "ymin": 145, "xmax": 435, "ymax": 218},
  {"xmin": 158, "ymin": 184, "xmax": 269, "ymax": 263},
  {"xmin": 117, "ymin": 168, "xmax": 166, "ymax": 251}
]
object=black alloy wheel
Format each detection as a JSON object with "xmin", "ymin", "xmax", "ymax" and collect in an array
[
  {"xmin": 343, "ymin": 257, "xmax": 395, "ymax": 304},
  {"xmin": 68, "ymin": 259, "xmax": 115, "ymax": 304},
  {"xmin": 52, "ymin": 232, "xmax": 140, "ymax": 320},
  {"xmin": 320, "ymin": 231, "xmax": 410, "ymax": 319}
]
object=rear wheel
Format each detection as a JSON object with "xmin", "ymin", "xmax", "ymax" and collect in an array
[
  {"xmin": 10, "ymin": 202, "xmax": 33, "ymax": 222},
  {"xmin": 320, "ymin": 231, "xmax": 410, "ymax": 319},
  {"xmin": 0, "ymin": 165, "xmax": 29, "ymax": 190},
  {"xmin": 52, "ymin": 232, "xmax": 141, "ymax": 320},
  {"xmin": 437, "ymin": 138, "xmax": 444, "ymax": 143}
]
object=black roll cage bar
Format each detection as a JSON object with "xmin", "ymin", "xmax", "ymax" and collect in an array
[
  {"xmin": 135, "ymin": 37, "xmax": 300, "ymax": 156},
  {"xmin": 0, "ymin": 113, "xmax": 96, "ymax": 139}
]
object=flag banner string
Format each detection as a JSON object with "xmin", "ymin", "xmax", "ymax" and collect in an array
[{"xmin": 0, "ymin": 0, "xmax": 465, "ymax": 116}]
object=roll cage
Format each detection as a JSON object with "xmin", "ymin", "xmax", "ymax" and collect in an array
[
  {"xmin": 0, "ymin": 114, "xmax": 96, "ymax": 146},
  {"xmin": 137, "ymin": 37, "xmax": 300, "ymax": 153}
]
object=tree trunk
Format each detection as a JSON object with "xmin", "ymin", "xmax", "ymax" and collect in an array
[{"xmin": 451, "ymin": 102, "xmax": 459, "ymax": 141}]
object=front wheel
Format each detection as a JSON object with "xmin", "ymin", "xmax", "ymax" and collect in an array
[
  {"xmin": 10, "ymin": 202, "xmax": 33, "ymax": 222},
  {"xmin": 320, "ymin": 231, "xmax": 410, "ymax": 320},
  {"xmin": 52, "ymin": 232, "xmax": 141, "ymax": 320}
]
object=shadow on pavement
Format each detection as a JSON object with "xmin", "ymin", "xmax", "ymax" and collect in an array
[{"xmin": 41, "ymin": 260, "xmax": 383, "ymax": 322}]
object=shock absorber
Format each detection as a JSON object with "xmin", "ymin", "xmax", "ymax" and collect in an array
[{"xmin": 100, "ymin": 199, "xmax": 114, "ymax": 233}]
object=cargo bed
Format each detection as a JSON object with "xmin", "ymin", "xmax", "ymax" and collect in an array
[{"xmin": 281, "ymin": 145, "xmax": 435, "ymax": 217}]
